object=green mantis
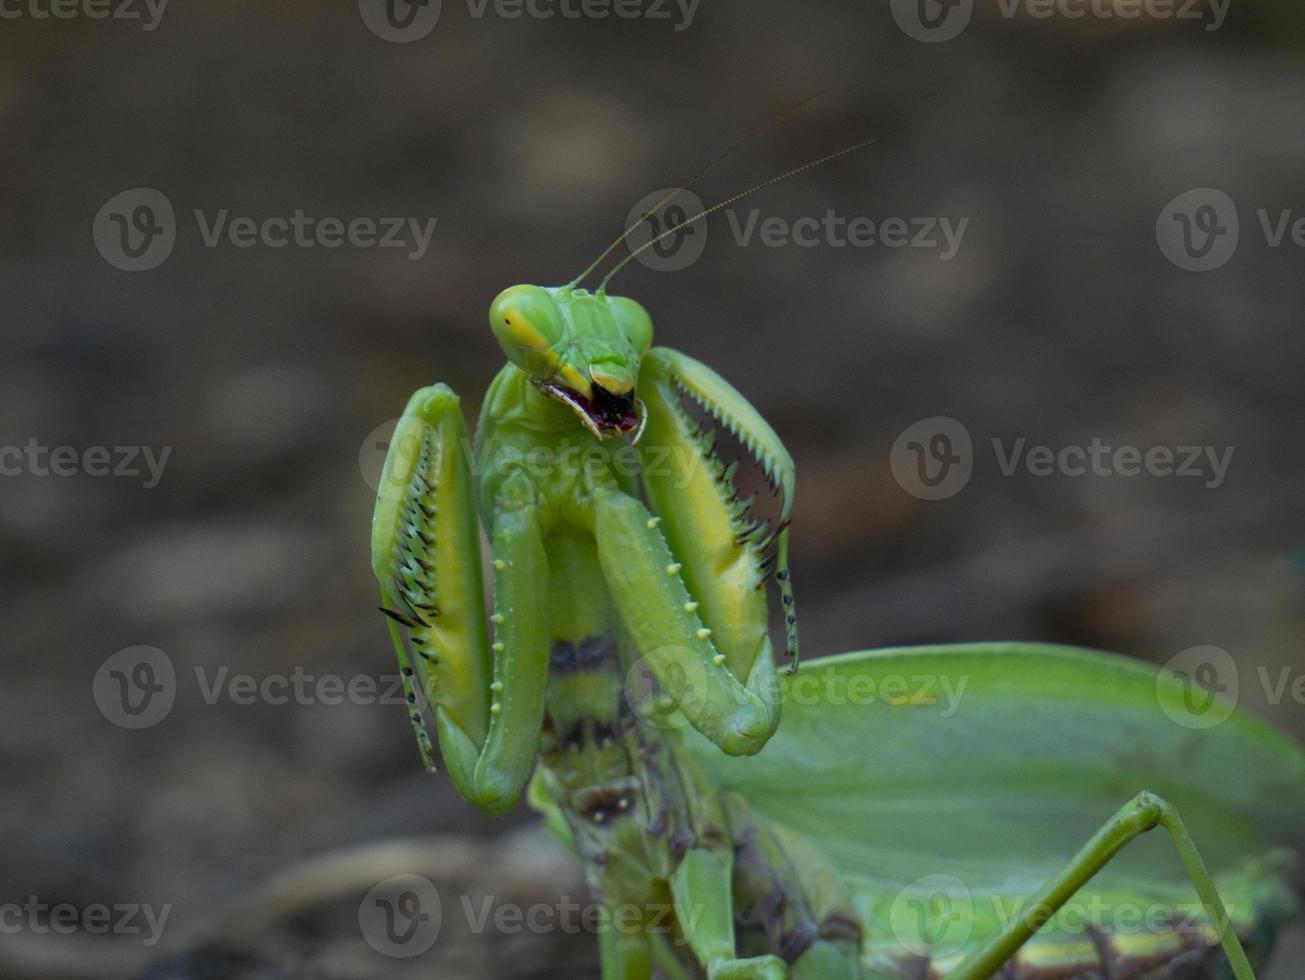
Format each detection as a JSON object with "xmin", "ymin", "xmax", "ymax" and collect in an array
[
  {"xmin": 370, "ymin": 278, "xmax": 809, "ymax": 976},
  {"xmin": 370, "ymin": 138, "xmax": 1305, "ymax": 977}
]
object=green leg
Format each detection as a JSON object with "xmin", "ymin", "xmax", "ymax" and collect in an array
[
  {"xmin": 670, "ymin": 849, "xmax": 787, "ymax": 980},
  {"xmin": 592, "ymin": 485, "xmax": 775, "ymax": 756},
  {"xmin": 638, "ymin": 346, "xmax": 799, "ymax": 670},
  {"xmin": 371, "ymin": 386, "xmax": 552, "ymax": 815},
  {"xmin": 636, "ymin": 348, "xmax": 797, "ymax": 716},
  {"xmin": 598, "ymin": 905, "xmax": 653, "ymax": 980},
  {"xmin": 946, "ymin": 791, "xmax": 1256, "ymax": 980},
  {"xmin": 372, "ymin": 385, "xmax": 492, "ymax": 802},
  {"xmin": 472, "ymin": 472, "xmax": 552, "ymax": 812}
]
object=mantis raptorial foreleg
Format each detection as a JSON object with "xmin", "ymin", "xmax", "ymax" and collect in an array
[
  {"xmin": 947, "ymin": 791, "xmax": 1256, "ymax": 980},
  {"xmin": 372, "ymin": 386, "xmax": 491, "ymax": 801},
  {"xmin": 639, "ymin": 346, "xmax": 798, "ymax": 672},
  {"xmin": 372, "ymin": 386, "xmax": 550, "ymax": 814},
  {"xmin": 474, "ymin": 474, "xmax": 552, "ymax": 809},
  {"xmin": 587, "ymin": 345, "xmax": 801, "ymax": 756},
  {"xmin": 593, "ymin": 484, "xmax": 777, "ymax": 756}
]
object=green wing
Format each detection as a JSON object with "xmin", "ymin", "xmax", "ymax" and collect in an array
[{"xmin": 684, "ymin": 644, "xmax": 1305, "ymax": 975}]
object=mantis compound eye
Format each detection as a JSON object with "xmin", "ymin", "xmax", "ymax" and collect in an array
[{"xmin": 489, "ymin": 284, "xmax": 565, "ymax": 376}]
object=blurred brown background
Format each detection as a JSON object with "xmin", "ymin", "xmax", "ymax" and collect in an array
[{"xmin": 2, "ymin": 1, "xmax": 1304, "ymax": 977}]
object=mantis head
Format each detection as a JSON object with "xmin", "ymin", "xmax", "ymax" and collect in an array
[{"xmin": 489, "ymin": 284, "xmax": 654, "ymax": 440}]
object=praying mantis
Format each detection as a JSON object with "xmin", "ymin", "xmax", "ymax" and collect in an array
[{"xmin": 369, "ymin": 120, "xmax": 1305, "ymax": 978}]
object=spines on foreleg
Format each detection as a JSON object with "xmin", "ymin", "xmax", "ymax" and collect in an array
[
  {"xmin": 370, "ymin": 385, "xmax": 493, "ymax": 797},
  {"xmin": 638, "ymin": 347, "xmax": 800, "ymax": 680}
]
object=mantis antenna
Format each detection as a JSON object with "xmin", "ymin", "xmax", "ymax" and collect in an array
[
  {"xmin": 564, "ymin": 91, "xmax": 828, "ymax": 291},
  {"xmin": 597, "ymin": 139, "xmax": 876, "ymax": 295}
]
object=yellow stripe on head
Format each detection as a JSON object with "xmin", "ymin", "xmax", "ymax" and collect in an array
[
  {"xmin": 502, "ymin": 309, "xmax": 552, "ymax": 351},
  {"xmin": 560, "ymin": 363, "xmax": 592, "ymax": 398}
]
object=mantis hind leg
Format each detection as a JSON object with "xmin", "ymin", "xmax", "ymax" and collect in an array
[{"xmin": 946, "ymin": 791, "xmax": 1256, "ymax": 980}]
